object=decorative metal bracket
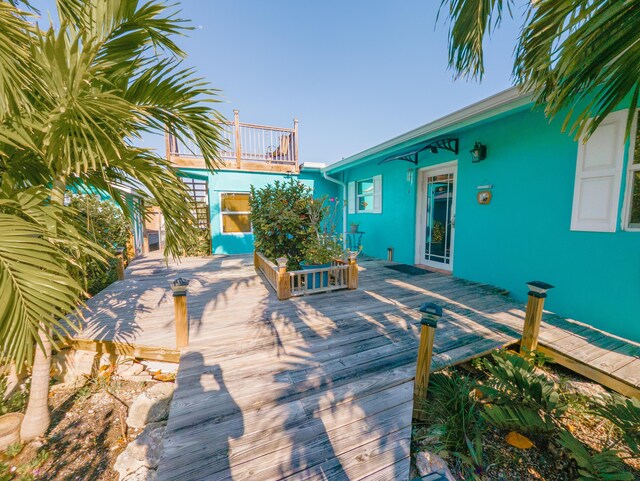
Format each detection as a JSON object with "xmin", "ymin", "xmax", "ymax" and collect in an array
[{"xmin": 378, "ymin": 138, "xmax": 459, "ymax": 165}]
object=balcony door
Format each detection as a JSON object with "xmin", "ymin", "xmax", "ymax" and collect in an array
[{"xmin": 415, "ymin": 161, "xmax": 457, "ymax": 271}]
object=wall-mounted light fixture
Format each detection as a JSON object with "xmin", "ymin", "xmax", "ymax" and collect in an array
[{"xmin": 470, "ymin": 142, "xmax": 487, "ymax": 163}]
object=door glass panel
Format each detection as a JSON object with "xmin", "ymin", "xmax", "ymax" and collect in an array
[{"xmin": 425, "ymin": 172, "xmax": 454, "ymax": 265}]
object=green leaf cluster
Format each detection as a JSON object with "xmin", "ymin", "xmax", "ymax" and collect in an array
[
  {"xmin": 478, "ymin": 350, "xmax": 636, "ymax": 479},
  {"xmin": 0, "ymin": 180, "xmax": 106, "ymax": 366},
  {"xmin": 67, "ymin": 194, "xmax": 131, "ymax": 295},
  {"xmin": 0, "ymin": 0, "xmax": 225, "ymax": 366},
  {"xmin": 414, "ymin": 371, "xmax": 487, "ymax": 478},
  {"xmin": 477, "ymin": 350, "xmax": 566, "ymax": 435},
  {"xmin": 441, "ymin": 0, "xmax": 640, "ymax": 140},
  {"xmin": 558, "ymin": 430, "xmax": 633, "ymax": 481},
  {"xmin": 592, "ymin": 394, "xmax": 640, "ymax": 457}
]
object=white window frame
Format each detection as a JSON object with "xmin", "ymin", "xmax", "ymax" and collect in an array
[
  {"xmin": 219, "ymin": 192, "xmax": 252, "ymax": 235},
  {"xmin": 350, "ymin": 175, "xmax": 382, "ymax": 214},
  {"xmin": 622, "ymin": 111, "xmax": 640, "ymax": 231}
]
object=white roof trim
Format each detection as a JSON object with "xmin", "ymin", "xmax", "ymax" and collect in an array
[
  {"xmin": 300, "ymin": 162, "xmax": 327, "ymax": 170},
  {"xmin": 325, "ymin": 86, "xmax": 532, "ymax": 173}
]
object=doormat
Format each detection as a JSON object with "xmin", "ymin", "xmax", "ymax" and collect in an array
[{"xmin": 385, "ymin": 264, "xmax": 434, "ymax": 276}]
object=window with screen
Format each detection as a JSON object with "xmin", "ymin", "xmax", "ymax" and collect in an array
[{"xmin": 221, "ymin": 193, "xmax": 251, "ymax": 234}]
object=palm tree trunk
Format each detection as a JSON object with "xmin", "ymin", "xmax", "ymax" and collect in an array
[
  {"xmin": 19, "ymin": 329, "xmax": 52, "ymax": 441},
  {"xmin": 20, "ymin": 178, "xmax": 65, "ymax": 442}
]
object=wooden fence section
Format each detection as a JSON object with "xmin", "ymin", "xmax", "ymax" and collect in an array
[
  {"xmin": 167, "ymin": 110, "xmax": 298, "ymax": 172},
  {"xmin": 254, "ymin": 251, "xmax": 357, "ymax": 300},
  {"xmin": 289, "ymin": 261, "xmax": 350, "ymax": 296},
  {"xmin": 254, "ymin": 251, "xmax": 279, "ymax": 292}
]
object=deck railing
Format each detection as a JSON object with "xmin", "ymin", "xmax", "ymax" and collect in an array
[
  {"xmin": 254, "ymin": 251, "xmax": 357, "ymax": 300},
  {"xmin": 167, "ymin": 110, "xmax": 298, "ymax": 171},
  {"xmin": 289, "ymin": 260, "xmax": 350, "ymax": 296}
]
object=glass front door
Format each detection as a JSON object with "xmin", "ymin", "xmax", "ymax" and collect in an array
[{"xmin": 423, "ymin": 169, "xmax": 455, "ymax": 269}]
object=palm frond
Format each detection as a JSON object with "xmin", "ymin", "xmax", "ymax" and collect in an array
[
  {"xmin": 515, "ymin": 0, "xmax": 640, "ymax": 139},
  {"xmin": 592, "ymin": 394, "xmax": 640, "ymax": 456},
  {"xmin": 0, "ymin": 181, "xmax": 106, "ymax": 366},
  {"xmin": 440, "ymin": 0, "xmax": 515, "ymax": 80},
  {"xmin": 442, "ymin": 0, "xmax": 640, "ymax": 140},
  {"xmin": 0, "ymin": 2, "xmax": 34, "ymax": 116}
]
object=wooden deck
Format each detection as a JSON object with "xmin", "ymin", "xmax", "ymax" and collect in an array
[{"xmin": 75, "ymin": 253, "xmax": 640, "ymax": 481}]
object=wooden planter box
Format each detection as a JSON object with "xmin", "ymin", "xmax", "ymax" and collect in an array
[{"xmin": 254, "ymin": 251, "xmax": 358, "ymax": 300}]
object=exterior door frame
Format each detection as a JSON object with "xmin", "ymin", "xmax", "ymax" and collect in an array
[{"xmin": 414, "ymin": 160, "xmax": 458, "ymax": 271}]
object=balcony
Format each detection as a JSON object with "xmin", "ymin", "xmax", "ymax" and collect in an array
[{"xmin": 166, "ymin": 110, "xmax": 299, "ymax": 173}]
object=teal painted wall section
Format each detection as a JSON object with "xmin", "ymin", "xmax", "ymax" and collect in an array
[
  {"xmin": 178, "ymin": 168, "xmax": 340, "ymax": 255},
  {"xmin": 341, "ymin": 108, "xmax": 640, "ymax": 342}
]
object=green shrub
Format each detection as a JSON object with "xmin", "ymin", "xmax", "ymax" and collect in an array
[
  {"xmin": 68, "ymin": 194, "xmax": 131, "ymax": 295},
  {"xmin": 182, "ymin": 227, "xmax": 211, "ymax": 256},
  {"xmin": 301, "ymin": 234, "xmax": 343, "ymax": 265},
  {"xmin": 250, "ymin": 179, "xmax": 344, "ymax": 269},
  {"xmin": 249, "ymin": 179, "xmax": 314, "ymax": 269}
]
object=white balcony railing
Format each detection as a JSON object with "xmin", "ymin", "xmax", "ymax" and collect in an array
[{"xmin": 167, "ymin": 110, "xmax": 298, "ymax": 171}]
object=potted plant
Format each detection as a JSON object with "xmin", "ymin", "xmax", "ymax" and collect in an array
[
  {"xmin": 301, "ymin": 234, "xmax": 343, "ymax": 289},
  {"xmin": 350, "ymin": 222, "xmax": 359, "ymax": 233}
]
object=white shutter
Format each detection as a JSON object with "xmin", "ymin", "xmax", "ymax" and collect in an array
[
  {"xmin": 570, "ymin": 111, "xmax": 626, "ymax": 232},
  {"xmin": 347, "ymin": 181, "xmax": 355, "ymax": 214},
  {"xmin": 372, "ymin": 175, "xmax": 382, "ymax": 214}
]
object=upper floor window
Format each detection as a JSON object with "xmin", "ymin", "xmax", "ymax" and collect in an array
[{"xmin": 221, "ymin": 192, "xmax": 251, "ymax": 234}]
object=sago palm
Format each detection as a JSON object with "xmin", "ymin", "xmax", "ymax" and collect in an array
[
  {"xmin": 441, "ymin": 0, "xmax": 640, "ymax": 138},
  {"xmin": 0, "ymin": 0, "xmax": 225, "ymax": 440}
]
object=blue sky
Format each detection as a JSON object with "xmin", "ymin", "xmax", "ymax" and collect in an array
[{"xmin": 38, "ymin": 1, "xmax": 523, "ymax": 164}]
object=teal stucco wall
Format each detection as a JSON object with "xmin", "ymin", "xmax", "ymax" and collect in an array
[
  {"xmin": 338, "ymin": 108, "xmax": 640, "ymax": 342},
  {"xmin": 177, "ymin": 168, "xmax": 340, "ymax": 256}
]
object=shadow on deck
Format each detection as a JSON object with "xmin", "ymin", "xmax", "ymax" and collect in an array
[{"xmin": 73, "ymin": 253, "xmax": 640, "ymax": 481}]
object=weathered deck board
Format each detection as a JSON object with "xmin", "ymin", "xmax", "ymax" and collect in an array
[{"xmin": 74, "ymin": 253, "xmax": 640, "ymax": 480}]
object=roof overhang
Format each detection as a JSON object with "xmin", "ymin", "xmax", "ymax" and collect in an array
[
  {"xmin": 300, "ymin": 162, "xmax": 327, "ymax": 171},
  {"xmin": 378, "ymin": 138, "xmax": 459, "ymax": 165},
  {"xmin": 324, "ymin": 86, "xmax": 533, "ymax": 174}
]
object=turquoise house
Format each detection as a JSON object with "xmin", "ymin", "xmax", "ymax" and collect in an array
[
  {"xmin": 167, "ymin": 113, "xmax": 341, "ymax": 256},
  {"xmin": 322, "ymin": 88, "xmax": 640, "ymax": 342}
]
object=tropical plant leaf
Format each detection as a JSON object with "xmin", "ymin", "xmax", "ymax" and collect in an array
[
  {"xmin": 592, "ymin": 394, "xmax": 640, "ymax": 457},
  {"xmin": 0, "ymin": 181, "xmax": 105, "ymax": 366},
  {"xmin": 558, "ymin": 429, "xmax": 634, "ymax": 481},
  {"xmin": 441, "ymin": 0, "xmax": 640, "ymax": 140}
]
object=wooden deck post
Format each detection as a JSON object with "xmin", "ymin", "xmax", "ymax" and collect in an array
[
  {"xmin": 171, "ymin": 278, "xmax": 190, "ymax": 349},
  {"xmin": 234, "ymin": 109, "xmax": 242, "ymax": 169},
  {"xmin": 276, "ymin": 257, "xmax": 291, "ymax": 300},
  {"xmin": 413, "ymin": 303, "xmax": 442, "ymax": 421},
  {"xmin": 520, "ymin": 281, "xmax": 554, "ymax": 354},
  {"xmin": 347, "ymin": 252, "xmax": 358, "ymax": 290},
  {"xmin": 114, "ymin": 247, "xmax": 125, "ymax": 281},
  {"xmin": 254, "ymin": 250, "xmax": 259, "ymax": 271}
]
